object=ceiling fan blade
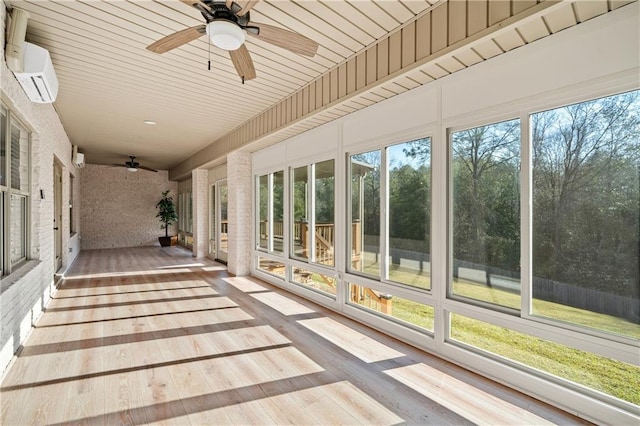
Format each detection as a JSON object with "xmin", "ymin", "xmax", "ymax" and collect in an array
[
  {"xmin": 147, "ymin": 25, "xmax": 206, "ymax": 54},
  {"xmin": 110, "ymin": 164, "xmax": 127, "ymax": 168},
  {"xmin": 237, "ymin": 0, "xmax": 261, "ymax": 16},
  {"xmin": 179, "ymin": 0, "xmax": 211, "ymax": 12},
  {"xmin": 139, "ymin": 165, "xmax": 159, "ymax": 173},
  {"xmin": 229, "ymin": 44, "xmax": 257, "ymax": 81},
  {"xmin": 249, "ymin": 22, "xmax": 318, "ymax": 57}
]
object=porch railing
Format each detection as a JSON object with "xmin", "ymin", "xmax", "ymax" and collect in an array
[{"xmin": 257, "ymin": 220, "xmax": 361, "ymax": 268}]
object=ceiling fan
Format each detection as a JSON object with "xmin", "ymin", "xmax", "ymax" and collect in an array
[
  {"xmin": 146, "ymin": 0, "xmax": 319, "ymax": 83},
  {"xmin": 112, "ymin": 156, "xmax": 158, "ymax": 173}
]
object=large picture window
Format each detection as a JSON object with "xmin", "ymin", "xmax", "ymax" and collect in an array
[
  {"xmin": 289, "ymin": 160, "xmax": 336, "ymax": 295},
  {"xmin": 387, "ymin": 138, "xmax": 431, "ymax": 290},
  {"xmin": 349, "ymin": 150, "xmax": 381, "ymax": 277},
  {"xmin": 256, "ymin": 170, "xmax": 284, "ymax": 254},
  {"xmin": 450, "ymin": 119, "xmax": 521, "ymax": 311},
  {"xmin": 252, "ymin": 85, "xmax": 639, "ymax": 419},
  {"xmin": 1, "ymin": 103, "xmax": 31, "ymax": 275},
  {"xmin": 289, "ymin": 160, "xmax": 335, "ymax": 266},
  {"xmin": 531, "ymin": 91, "xmax": 640, "ymax": 339},
  {"xmin": 446, "ymin": 93, "xmax": 640, "ymax": 408},
  {"xmin": 313, "ymin": 160, "xmax": 334, "ymax": 266},
  {"xmin": 178, "ymin": 191, "xmax": 193, "ymax": 247},
  {"xmin": 349, "ymin": 138, "xmax": 432, "ymax": 291},
  {"xmin": 209, "ymin": 184, "xmax": 216, "ymax": 256},
  {"xmin": 291, "ymin": 166, "xmax": 309, "ymax": 260},
  {"xmin": 257, "ymin": 174, "xmax": 269, "ymax": 251}
]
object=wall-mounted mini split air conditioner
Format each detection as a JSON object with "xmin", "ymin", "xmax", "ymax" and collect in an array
[
  {"xmin": 5, "ymin": 7, "xmax": 59, "ymax": 104},
  {"xmin": 74, "ymin": 152, "xmax": 85, "ymax": 168},
  {"xmin": 14, "ymin": 43, "xmax": 59, "ymax": 104},
  {"xmin": 72, "ymin": 145, "xmax": 85, "ymax": 168}
]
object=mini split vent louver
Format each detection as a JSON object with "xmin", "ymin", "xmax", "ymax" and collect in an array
[
  {"xmin": 14, "ymin": 42, "xmax": 59, "ymax": 104},
  {"xmin": 5, "ymin": 8, "xmax": 59, "ymax": 104}
]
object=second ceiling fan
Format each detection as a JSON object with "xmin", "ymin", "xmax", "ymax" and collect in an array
[{"xmin": 147, "ymin": 0, "xmax": 319, "ymax": 82}]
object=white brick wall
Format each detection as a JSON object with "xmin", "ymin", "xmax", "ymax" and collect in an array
[
  {"xmin": 1, "ymin": 0, "xmax": 79, "ymax": 375},
  {"xmin": 192, "ymin": 169, "xmax": 209, "ymax": 258},
  {"xmin": 80, "ymin": 165, "xmax": 178, "ymax": 250},
  {"xmin": 227, "ymin": 151, "xmax": 252, "ymax": 276}
]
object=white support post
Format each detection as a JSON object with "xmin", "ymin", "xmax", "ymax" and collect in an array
[
  {"xmin": 227, "ymin": 151, "xmax": 252, "ymax": 276},
  {"xmin": 191, "ymin": 168, "xmax": 209, "ymax": 258}
]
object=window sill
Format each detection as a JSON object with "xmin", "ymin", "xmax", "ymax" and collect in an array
[{"xmin": 0, "ymin": 260, "xmax": 41, "ymax": 295}]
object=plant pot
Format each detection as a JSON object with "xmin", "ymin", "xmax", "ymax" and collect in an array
[{"xmin": 158, "ymin": 236, "xmax": 177, "ymax": 247}]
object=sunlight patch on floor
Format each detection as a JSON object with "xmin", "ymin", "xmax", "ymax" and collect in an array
[
  {"xmin": 50, "ymin": 284, "xmax": 219, "ymax": 308},
  {"xmin": 201, "ymin": 265, "xmax": 227, "ymax": 272},
  {"xmin": 31, "ymin": 306, "xmax": 251, "ymax": 344},
  {"xmin": 3, "ymin": 346, "xmax": 324, "ymax": 426},
  {"xmin": 64, "ymin": 269, "xmax": 194, "ymax": 280},
  {"xmin": 251, "ymin": 292, "xmax": 316, "ymax": 316},
  {"xmin": 298, "ymin": 317, "xmax": 405, "ymax": 362},
  {"xmin": 188, "ymin": 380, "xmax": 404, "ymax": 425},
  {"xmin": 223, "ymin": 276, "xmax": 269, "ymax": 293},
  {"xmin": 156, "ymin": 263, "xmax": 205, "ymax": 269},
  {"xmin": 385, "ymin": 363, "xmax": 554, "ymax": 425}
]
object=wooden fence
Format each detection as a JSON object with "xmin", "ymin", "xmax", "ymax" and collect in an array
[
  {"xmin": 452, "ymin": 259, "xmax": 638, "ymax": 323},
  {"xmin": 532, "ymin": 277, "xmax": 638, "ymax": 323}
]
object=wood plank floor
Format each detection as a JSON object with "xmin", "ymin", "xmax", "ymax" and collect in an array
[{"xmin": 1, "ymin": 246, "xmax": 591, "ymax": 425}]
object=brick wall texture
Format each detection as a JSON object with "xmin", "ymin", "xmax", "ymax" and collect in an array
[
  {"xmin": 80, "ymin": 165, "xmax": 178, "ymax": 250},
  {"xmin": 192, "ymin": 169, "xmax": 209, "ymax": 258},
  {"xmin": 1, "ymin": 0, "xmax": 80, "ymax": 374},
  {"xmin": 227, "ymin": 151, "xmax": 252, "ymax": 276}
]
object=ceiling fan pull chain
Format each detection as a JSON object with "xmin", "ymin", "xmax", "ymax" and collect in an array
[
  {"xmin": 208, "ymin": 34, "xmax": 211, "ymax": 71},
  {"xmin": 242, "ymin": 76, "xmax": 245, "ymax": 84}
]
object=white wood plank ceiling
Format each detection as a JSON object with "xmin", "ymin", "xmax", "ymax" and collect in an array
[{"xmin": 3, "ymin": 0, "xmax": 633, "ymax": 172}]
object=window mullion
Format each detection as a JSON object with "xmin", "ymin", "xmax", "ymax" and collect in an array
[
  {"xmin": 268, "ymin": 173, "xmax": 273, "ymax": 253},
  {"xmin": 380, "ymin": 147, "xmax": 388, "ymax": 281},
  {"xmin": 521, "ymin": 113, "xmax": 533, "ymax": 317},
  {"xmin": 309, "ymin": 164, "xmax": 316, "ymax": 263}
]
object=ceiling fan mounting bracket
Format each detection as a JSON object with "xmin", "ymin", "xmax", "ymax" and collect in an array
[
  {"xmin": 199, "ymin": 1, "xmax": 249, "ymax": 26},
  {"xmin": 126, "ymin": 155, "xmax": 139, "ymax": 168},
  {"xmin": 112, "ymin": 155, "xmax": 158, "ymax": 172}
]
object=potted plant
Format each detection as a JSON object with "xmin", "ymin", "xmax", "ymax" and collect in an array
[{"xmin": 156, "ymin": 190, "xmax": 178, "ymax": 247}]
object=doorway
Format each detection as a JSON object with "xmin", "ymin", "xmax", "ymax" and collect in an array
[
  {"xmin": 208, "ymin": 184, "xmax": 216, "ymax": 258},
  {"xmin": 53, "ymin": 162, "xmax": 62, "ymax": 273},
  {"xmin": 216, "ymin": 180, "xmax": 228, "ymax": 263}
]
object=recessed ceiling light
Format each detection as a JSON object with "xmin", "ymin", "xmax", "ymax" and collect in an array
[{"xmin": 144, "ymin": 120, "xmax": 157, "ymax": 125}]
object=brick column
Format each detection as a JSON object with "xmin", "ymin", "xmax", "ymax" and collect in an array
[
  {"xmin": 191, "ymin": 168, "xmax": 209, "ymax": 258},
  {"xmin": 227, "ymin": 151, "xmax": 252, "ymax": 276}
]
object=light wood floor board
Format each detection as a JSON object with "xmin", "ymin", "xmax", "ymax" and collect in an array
[{"xmin": 1, "ymin": 246, "xmax": 591, "ymax": 425}]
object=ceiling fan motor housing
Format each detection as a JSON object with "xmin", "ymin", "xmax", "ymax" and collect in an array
[
  {"xmin": 201, "ymin": 1, "xmax": 250, "ymax": 26},
  {"xmin": 127, "ymin": 156, "xmax": 139, "ymax": 168}
]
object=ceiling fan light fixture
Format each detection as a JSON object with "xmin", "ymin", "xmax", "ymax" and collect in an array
[
  {"xmin": 206, "ymin": 20, "xmax": 245, "ymax": 51},
  {"xmin": 127, "ymin": 167, "xmax": 138, "ymax": 172}
]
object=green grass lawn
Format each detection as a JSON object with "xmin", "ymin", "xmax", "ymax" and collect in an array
[
  {"xmin": 453, "ymin": 278, "xmax": 640, "ymax": 339},
  {"xmin": 349, "ymin": 260, "xmax": 639, "ymax": 405},
  {"xmin": 450, "ymin": 313, "xmax": 640, "ymax": 405}
]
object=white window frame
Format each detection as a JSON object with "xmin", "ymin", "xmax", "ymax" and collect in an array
[
  {"xmin": 1, "ymin": 102, "xmax": 31, "ymax": 276},
  {"xmin": 440, "ymin": 96, "xmax": 639, "ymax": 397},
  {"xmin": 446, "ymin": 116, "xmax": 522, "ymax": 316}
]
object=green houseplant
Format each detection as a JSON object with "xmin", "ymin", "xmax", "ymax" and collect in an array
[{"xmin": 156, "ymin": 190, "xmax": 178, "ymax": 247}]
